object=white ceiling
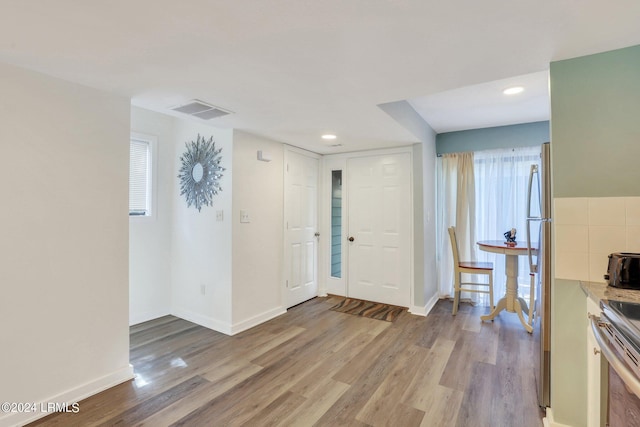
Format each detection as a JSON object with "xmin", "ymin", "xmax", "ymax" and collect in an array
[
  {"xmin": 1, "ymin": 1, "xmax": 639, "ymax": 153},
  {"xmin": 409, "ymin": 70, "xmax": 550, "ymax": 134}
]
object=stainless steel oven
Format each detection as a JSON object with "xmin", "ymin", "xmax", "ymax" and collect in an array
[{"xmin": 591, "ymin": 300, "xmax": 640, "ymax": 426}]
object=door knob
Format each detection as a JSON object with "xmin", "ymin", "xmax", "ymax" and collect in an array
[
  {"xmin": 314, "ymin": 232, "xmax": 320, "ymax": 237},
  {"xmin": 348, "ymin": 236, "xmax": 355, "ymax": 242}
]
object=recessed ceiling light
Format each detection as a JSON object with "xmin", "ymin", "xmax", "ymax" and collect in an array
[
  {"xmin": 503, "ymin": 86, "xmax": 524, "ymax": 95},
  {"xmin": 321, "ymin": 134, "xmax": 337, "ymax": 140}
]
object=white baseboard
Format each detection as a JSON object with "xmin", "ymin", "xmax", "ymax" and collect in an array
[
  {"xmin": 424, "ymin": 294, "xmax": 440, "ymax": 315},
  {"xmin": 0, "ymin": 365, "xmax": 134, "ymax": 427},
  {"xmin": 409, "ymin": 304, "xmax": 427, "ymax": 316},
  {"xmin": 129, "ymin": 308, "xmax": 171, "ymax": 326},
  {"xmin": 171, "ymin": 306, "xmax": 286, "ymax": 336},
  {"xmin": 409, "ymin": 294, "xmax": 440, "ymax": 317},
  {"xmin": 229, "ymin": 306, "xmax": 286, "ymax": 335},
  {"xmin": 543, "ymin": 408, "xmax": 573, "ymax": 427},
  {"xmin": 171, "ymin": 307, "xmax": 233, "ymax": 335}
]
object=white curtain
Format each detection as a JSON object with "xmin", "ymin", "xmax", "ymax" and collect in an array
[
  {"xmin": 437, "ymin": 146, "xmax": 541, "ymax": 305},
  {"xmin": 436, "ymin": 152, "xmax": 477, "ymax": 301}
]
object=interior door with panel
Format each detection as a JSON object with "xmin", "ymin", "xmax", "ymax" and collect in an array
[
  {"xmin": 347, "ymin": 153, "xmax": 411, "ymax": 307},
  {"xmin": 285, "ymin": 149, "xmax": 319, "ymax": 308}
]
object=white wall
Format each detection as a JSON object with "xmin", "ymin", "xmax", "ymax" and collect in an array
[
  {"xmin": 130, "ymin": 110, "xmax": 286, "ymax": 335},
  {"xmin": 0, "ymin": 63, "xmax": 132, "ymax": 427},
  {"xmin": 129, "ymin": 108, "xmax": 234, "ymax": 332},
  {"xmin": 377, "ymin": 99, "xmax": 439, "ymax": 313},
  {"xmin": 412, "ymin": 143, "xmax": 425, "ymax": 309},
  {"xmin": 129, "ymin": 107, "xmax": 175, "ymax": 324},
  {"xmin": 231, "ymin": 131, "xmax": 285, "ymax": 332},
  {"xmin": 421, "ymin": 127, "xmax": 438, "ymax": 312},
  {"xmin": 171, "ymin": 120, "xmax": 234, "ymax": 333}
]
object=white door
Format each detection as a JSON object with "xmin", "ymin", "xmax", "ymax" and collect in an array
[
  {"xmin": 347, "ymin": 153, "xmax": 411, "ymax": 307},
  {"xmin": 285, "ymin": 149, "xmax": 319, "ymax": 308}
]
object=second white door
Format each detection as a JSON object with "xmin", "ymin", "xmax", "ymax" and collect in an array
[{"xmin": 347, "ymin": 153, "xmax": 411, "ymax": 307}]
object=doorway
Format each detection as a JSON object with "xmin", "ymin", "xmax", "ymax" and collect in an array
[
  {"xmin": 284, "ymin": 147, "xmax": 320, "ymax": 308},
  {"xmin": 323, "ymin": 150, "xmax": 412, "ymax": 307}
]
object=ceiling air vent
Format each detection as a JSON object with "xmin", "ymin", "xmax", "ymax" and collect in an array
[{"xmin": 171, "ymin": 100, "xmax": 232, "ymax": 120}]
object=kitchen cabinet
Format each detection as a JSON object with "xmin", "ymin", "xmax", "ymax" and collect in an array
[{"xmin": 586, "ymin": 296, "xmax": 606, "ymax": 427}]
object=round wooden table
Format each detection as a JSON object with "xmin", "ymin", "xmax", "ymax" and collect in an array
[{"xmin": 477, "ymin": 240, "xmax": 536, "ymax": 332}]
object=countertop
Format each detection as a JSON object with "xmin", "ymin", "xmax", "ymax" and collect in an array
[{"xmin": 580, "ymin": 281, "xmax": 640, "ymax": 305}]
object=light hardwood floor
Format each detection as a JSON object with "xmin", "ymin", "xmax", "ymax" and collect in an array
[{"xmin": 29, "ymin": 296, "xmax": 545, "ymax": 426}]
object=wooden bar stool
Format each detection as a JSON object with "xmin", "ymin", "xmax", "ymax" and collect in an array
[{"xmin": 448, "ymin": 226, "xmax": 495, "ymax": 315}]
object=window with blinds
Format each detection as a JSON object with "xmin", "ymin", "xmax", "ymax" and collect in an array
[{"xmin": 129, "ymin": 137, "xmax": 151, "ymax": 216}]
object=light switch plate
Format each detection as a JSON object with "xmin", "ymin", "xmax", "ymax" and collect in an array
[
  {"xmin": 240, "ymin": 209, "xmax": 250, "ymax": 223},
  {"xmin": 216, "ymin": 210, "xmax": 224, "ymax": 221}
]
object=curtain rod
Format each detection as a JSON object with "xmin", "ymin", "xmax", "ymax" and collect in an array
[{"xmin": 437, "ymin": 147, "xmax": 521, "ymax": 157}]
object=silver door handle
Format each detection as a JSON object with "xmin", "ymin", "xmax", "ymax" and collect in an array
[
  {"xmin": 526, "ymin": 219, "xmax": 537, "ymax": 273},
  {"xmin": 527, "ymin": 164, "xmax": 538, "ymax": 217}
]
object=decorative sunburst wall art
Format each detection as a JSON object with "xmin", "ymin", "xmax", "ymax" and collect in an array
[{"xmin": 178, "ymin": 134, "xmax": 225, "ymax": 212}]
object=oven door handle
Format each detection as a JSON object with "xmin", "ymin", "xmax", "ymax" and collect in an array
[{"xmin": 590, "ymin": 313, "xmax": 640, "ymax": 398}]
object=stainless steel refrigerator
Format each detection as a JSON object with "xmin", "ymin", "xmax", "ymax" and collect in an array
[{"xmin": 527, "ymin": 142, "xmax": 551, "ymax": 408}]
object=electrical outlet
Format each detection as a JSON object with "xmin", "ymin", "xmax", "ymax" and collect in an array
[
  {"xmin": 240, "ymin": 209, "xmax": 250, "ymax": 223},
  {"xmin": 216, "ymin": 210, "xmax": 224, "ymax": 221}
]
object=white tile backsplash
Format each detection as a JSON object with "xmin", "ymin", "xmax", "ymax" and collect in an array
[
  {"xmin": 588, "ymin": 197, "xmax": 626, "ymax": 226},
  {"xmin": 626, "ymin": 198, "xmax": 640, "ymax": 226},
  {"xmin": 554, "ymin": 196, "xmax": 640, "ymax": 281},
  {"xmin": 626, "ymin": 226, "xmax": 640, "ymax": 252},
  {"xmin": 555, "ymin": 225, "xmax": 588, "ymax": 254},
  {"xmin": 555, "ymin": 251, "xmax": 590, "ymax": 281},
  {"xmin": 554, "ymin": 198, "xmax": 588, "ymax": 225},
  {"xmin": 589, "ymin": 225, "xmax": 626, "ymax": 254},
  {"xmin": 589, "ymin": 252, "xmax": 609, "ymax": 283}
]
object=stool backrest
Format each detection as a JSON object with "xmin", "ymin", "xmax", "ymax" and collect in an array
[{"xmin": 448, "ymin": 226, "xmax": 460, "ymax": 266}]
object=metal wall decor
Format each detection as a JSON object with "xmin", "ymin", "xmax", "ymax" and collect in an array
[{"xmin": 178, "ymin": 134, "xmax": 225, "ymax": 212}]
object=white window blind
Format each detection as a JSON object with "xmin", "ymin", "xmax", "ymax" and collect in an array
[{"xmin": 129, "ymin": 138, "xmax": 151, "ymax": 216}]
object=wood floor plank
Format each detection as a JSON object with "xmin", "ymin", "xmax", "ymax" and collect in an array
[
  {"xmin": 129, "ymin": 315, "xmax": 179, "ymax": 334},
  {"xmin": 96, "ymin": 375, "xmax": 210, "ymax": 426},
  {"xmin": 243, "ymin": 390, "xmax": 308, "ymax": 427},
  {"xmin": 278, "ymin": 378, "xmax": 350, "ymax": 427},
  {"xmin": 132, "ymin": 362, "xmax": 263, "ymax": 427},
  {"xmin": 288, "ymin": 332, "xmax": 376, "ymax": 398},
  {"xmin": 384, "ymin": 402, "xmax": 426, "ymax": 427},
  {"xmin": 167, "ymin": 356, "xmax": 294, "ymax": 427},
  {"xmin": 418, "ymin": 385, "xmax": 464, "ymax": 427},
  {"xmin": 173, "ymin": 355, "xmax": 323, "ymax": 426},
  {"xmin": 315, "ymin": 327, "xmax": 420, "ymax": 425},
  {"xmin": 28, "ymin": 298, "xmax": 544, "ymax": 427},
  {"xmin": 356, "ymin": 344, "xmax": 429, "ymax": 426},
  {"xmin": 331, "ymin": 326, "xmax": 401, "ymax": 385},
  {"xmin": 462, "ymin": 310, "xmax": 483, "ymax": 333},
  {"xmin": 250, "ymin": 313, "xmax": 351, "ymax": 367},
  {"xmin": 240, "ymin": 325, "xmax": 307, "ymax": 362},
  {"xmin": 132, "ymin": 383, "xmax": 227, "ymax": 427},
  {"xmin": 455, "ymin": 361, "xmax": 497, "ymax": 427},
  {"xmin": 492, "ymin": 319, "xmax": 545, "ymax": 427},
  {"xmin": 401, "ymin": 337, "xmax": 456, "ymax": 410},
  {"xmin": 130, "ymin": 318, "xmax": 199, "ymax": 350},
  {"xmin": 439, "ymin": 325, "xmax": 499, "ymax": 392}
]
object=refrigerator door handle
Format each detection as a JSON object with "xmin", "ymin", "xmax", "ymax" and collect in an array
[
  {"xmin": 527, "ymin": 164, "xmax": 538, "ymax": 218},
  {"xmin": 527, "ymin": 218, "xmax": 538, "ymax": 273}
]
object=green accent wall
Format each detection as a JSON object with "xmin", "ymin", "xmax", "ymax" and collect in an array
[
  {"xmin": 436, "ymin": 121, "xmax": 549, "ymax": 154},
  {"xmin": 551, "ymin": 45, "xmax": 640, "ymax": 198},
  {"xmin": 549, "ymin": 44, "xmax": 640, "ymax": 426}
]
